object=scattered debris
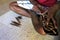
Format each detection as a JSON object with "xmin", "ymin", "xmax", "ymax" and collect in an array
[{"xmin": 10, "ymin": 16, "xmax": 22, "ymax": 26}]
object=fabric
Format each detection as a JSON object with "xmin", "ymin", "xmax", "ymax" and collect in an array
[
  {"xmin": 37, "ymin": 12, "xmax": 58, "ymax": 36},
  {"xmin": 37, "ymin": 0, "xmax": 57, "ymax": 7},
  {"xmin": 17, "ymin": 0, "xmax": 33, "ymax": 9}
]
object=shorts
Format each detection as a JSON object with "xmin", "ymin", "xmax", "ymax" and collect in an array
[{"xmin": 17, "ymin": 1, "xmax": 33, "ymax": 9}]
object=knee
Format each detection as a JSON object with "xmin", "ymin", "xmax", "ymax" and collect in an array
[
  {"xmin": 9, "ymin": 1, "xmax": 17, "ymax": 6},
  {"xmin": 9, "ymin": 1, "xmax": 17, "ymax": 10}
]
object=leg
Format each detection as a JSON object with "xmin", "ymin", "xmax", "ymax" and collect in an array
[
  {"xmin": 9, "ymin": 1, "xmax": 43, "ymax": 17},
  {"xmin": 9, "ymin": 1, "xmax": 31, "ymax": 17},
  {"xmin": 28, "ymin": 10, "xmax": 46, "ymax": 35}
]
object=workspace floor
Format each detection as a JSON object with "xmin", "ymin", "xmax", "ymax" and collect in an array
[{"xmin": 0, "ymin": 10, "xmax": 58, "ymax": 40}]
